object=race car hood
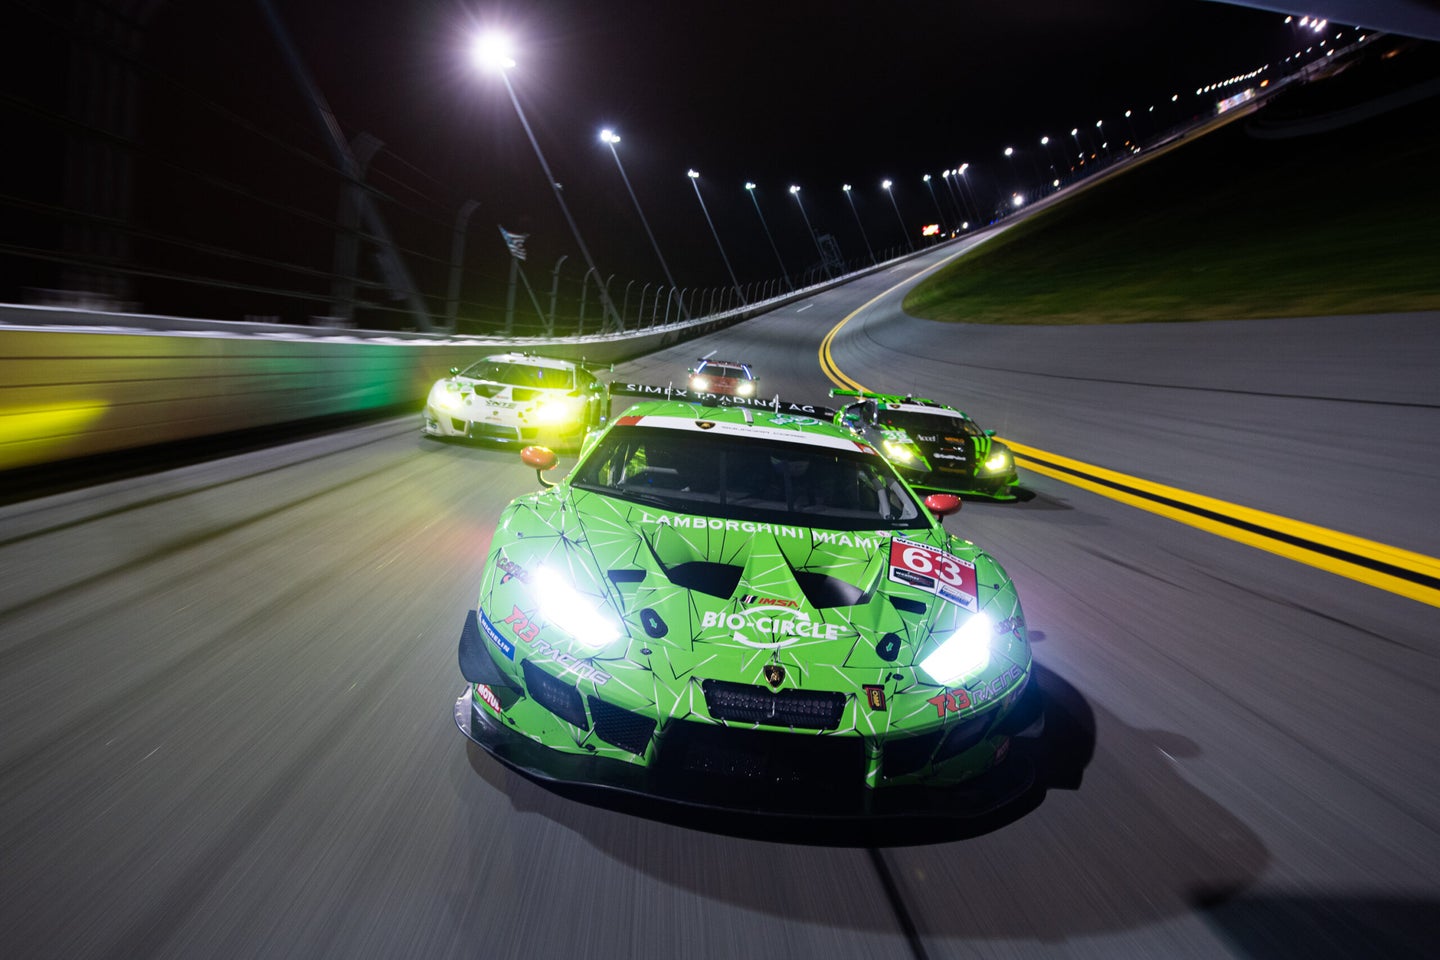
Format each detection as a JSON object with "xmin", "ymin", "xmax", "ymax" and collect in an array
[
  {"xmin": 443, "ymin": 373, "xmax": 570, "ymax": 404},
  {"xmin": 490, "ymin": 485, "xmax": 1019, "ymax": 686}
]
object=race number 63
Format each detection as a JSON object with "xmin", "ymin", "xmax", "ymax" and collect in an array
[{"xmin": 891, "ymin": 539, "xmax": 976, "ymax": 594}]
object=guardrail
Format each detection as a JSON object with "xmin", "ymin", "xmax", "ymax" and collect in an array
[{"xmin": 0, "ymin": 260, "xmax": 904, "ymax": 472}]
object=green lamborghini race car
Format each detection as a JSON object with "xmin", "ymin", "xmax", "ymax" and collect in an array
[
  {"xmin": 455, "ymin": 391, "xmax": 1042, "ymax": 814},
  {"xmin": 832, "ymin": 389, "xmax": 1020, "ymax": 500}
]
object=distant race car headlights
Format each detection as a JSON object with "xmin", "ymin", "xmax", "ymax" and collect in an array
[
  {"xmin": 919, "ymin": 611, "xmax": 992, "ymax": 685},
  {"xmin": 737, "ymin": 381, "xmax": 755, "ymax": 396},
  {"xmin": 883, "ymin": 439, "xmax": 916, "ymax": 462},
  {"xmin": 982, "ymin": 448, "xmax": 1013, "ymax": 473},
  {"xmin": 531, "ymin": 566, "xmax": 622, "ymax": 650},
  {"xmin": 690, "ymin": 376, "xmax": 709, "ymax": 391},
  {"xmin": 535, "ymin": 395, "xmax": 583, "ymax": 425}
]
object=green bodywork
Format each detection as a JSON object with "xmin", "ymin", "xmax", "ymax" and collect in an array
[{"xmin": 464, "ymin": 400, "xmax": 1032, "ymax": 790}]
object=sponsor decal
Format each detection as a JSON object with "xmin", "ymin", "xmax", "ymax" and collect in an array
[
  {"xmin": 474, "ymin": 683, "xmax": 503, "ymax": 715},
  {"xmin": 863, "ymin": 685, "xmax": 887, "ymax": 711},
  {"xmin": 617, "ymin": 384, "xmax": 824, "ymax": 416},
  {"xmin": 890, "ymin": 567, "xmax": 935, "ymax": 590},
  {"xmin": 497, "ymin": 552, "xmax": 531, "ymax": 585},
  {"xmin": 917, "ymin": 434, "xmax": 938, "ymax": 443},
  {"xmin": 502, "ymin": 605, "xmax": 541, "ymax": 643},
  {"xmin": 700, "ymin": 609, "xmax": 846, "ymax": 643},
  {"xmin": 968, "ymin": 664, "xmax": 1025, "ymax": 706},
  {"xmin": 927, "ymin": 687, "xmax": 971, "ymax": 717},
  {"xmin": 763, "ymin": 663, "xmax": 786, "ymax": 687},
  {"xmin": 639, "ymin": 512, "xmax": 881, "ymax": 552},
  {"xmin": 931, "ymin": 452, "xmax": 967, "ymax": 462},
  {"xmin": 740, "ymin": 594, "xmax": 800, "ymax": 608},
  {"xmin": 927, "ymin": 663, "xmax": 1025, "ymax": 717},
  {"xmin": 995, "ymin": 616, "xmax": 1025, "ymax": 637},
  {"xmin": 479, "ymin": 610, "xmax": 515, "ymax": 661},
  {"xmin": 769, "ymin": 415, "xmax": 821, "ymax": 427},
  {"xmin": 888, "ymin": 538, "xmax": 979, "ymax": 612},
  {"xmin": 529, "ymin": 637, "xmax": 613, "ymax": 686}
]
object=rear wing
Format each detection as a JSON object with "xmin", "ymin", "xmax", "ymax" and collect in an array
[{"xmin": 611, "ymin": 382, "xmax": 836, "ymax": 419}]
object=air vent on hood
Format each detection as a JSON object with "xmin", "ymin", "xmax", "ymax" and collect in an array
[
  {"xmin": 664, "ymin": 561, "xmax": 744, "ymax": 599},
  {"xmin": 889, "ymin": 596, "xmax": 927, "ymax": 615},
  {"xmin": 793, "ymin": 570, "xmax": 866, "ymax": 609}
]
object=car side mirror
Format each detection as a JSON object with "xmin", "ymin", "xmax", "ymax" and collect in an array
[
  {"xmin": 924, "ymin": 493, "xmax": 962, "ymax": 518},
  {"xmin": 984, "ymin": 429, "xmax": 995, "ymax": 437},
  {"xmin": 449, "ymin": 367, "xmax": 460, "ymax": 376},
  {"xmin": 521, "ymin": 445, "xmax": 559, "ymax": 487}
]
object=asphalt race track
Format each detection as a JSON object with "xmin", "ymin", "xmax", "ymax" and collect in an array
[{"xmin": 3, "ymin": 240, "xmax": 1438, "ymax": 959}]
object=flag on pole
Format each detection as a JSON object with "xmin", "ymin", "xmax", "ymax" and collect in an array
[{"xmin": 498, "ymin": 225, "xmax": 529, "ymax": 261}]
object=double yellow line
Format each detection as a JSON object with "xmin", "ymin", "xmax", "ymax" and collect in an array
[{"xmin": 817, "ymin": 290, "xmax": 1440, "ymax": 609}]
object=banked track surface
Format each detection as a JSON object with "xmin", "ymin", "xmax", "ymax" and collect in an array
[{"xmin": 2, "ymin": 246, "xmax": 1438, "ymax": 958}]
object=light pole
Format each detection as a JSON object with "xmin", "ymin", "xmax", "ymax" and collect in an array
[
  {"xmin": 881, "ymin": 179, "xmax": 914, "ymax": 251},
  {"xmin": 471, "ymin": 34, "xmax": 622, "ymax": 330},
  {"xmin": 955, "ymin": 163, "xmax": 979, "ymax": 226},
  {"xmin": 1039, "ymin": 136, "xmax": 1058, "ymax": 187},
  {"xmin": 939, "ymin": 169, "xmax": 963, "ymax": 225},
  {"xmin": 841, "ymin": 184, "xmax": 876, "ymax": 265},
  {"xmin": 789, "ymin": 185, "xmax": 830, "ymax": 279},
  {"xmin": 921, "ymin": 174, "xmax": 945, "ymax": 231},
  {"xmin": 600, "ymin": 128, "xmax": 683, "ymax": 317},
  {"xmin": 688, "ymin": 169, "xmax": 745, "ymax": 306},
  {"xmin": 746, "ymin": 182, "xmax": 793, "ymax": 291}
]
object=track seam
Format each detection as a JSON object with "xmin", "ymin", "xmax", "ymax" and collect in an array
[{"xmin": 867, "ymin": 847, "xmax": 931, "ymax": 960}]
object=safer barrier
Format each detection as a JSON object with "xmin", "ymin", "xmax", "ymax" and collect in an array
[{"xmin": 0, "ymin": 293, "xmax": 807, "ymax": 473}]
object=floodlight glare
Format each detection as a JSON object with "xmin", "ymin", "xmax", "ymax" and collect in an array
[
  {"xmin": 882, "ymin": 179, "xmax": 892, "ymax": 189},
  {"xmin": 471, "ymin": 33, "xmax": 515, "ymax": 71},
  {"xmin": 600, "ymin": 129, "xmax": 619, "ymax": 144},
  {"xmin": 688, "ymin": 169, "xmax": 699, "ymax": 179}
]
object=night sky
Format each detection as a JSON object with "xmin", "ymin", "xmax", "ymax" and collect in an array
[
  {"xmin": 249, "ymin": 2, "xmax": 1297, "ymax": 286},
  {"xmin": 19, "ymin": 1, "xmax": 1337, "ymax": 322}
]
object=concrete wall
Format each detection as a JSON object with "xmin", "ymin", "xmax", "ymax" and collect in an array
[{"xmin": 0, "ymin": 299, "xmax": 787, "ymax": 472}]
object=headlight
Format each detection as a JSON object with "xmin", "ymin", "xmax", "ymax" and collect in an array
[
  {"xmin": 738, "ymin": 381, "xmax": 755, "ymax": 396},
  {"xmin": 534, "ymin": 396, "xmax": 582, "ymax": 425},
  {"xmin": 919, "ymin": 612, "xmax": 991, "ymax": 685},
  {"xmin": 690, "ymin": 376, "xmax": 709, "ymax": 391},
  {"xmin": 430, "ymin": 381, "xmax": 463, "ymax": 412},
  {"xmin": 532, "ymin": 566, "xmax": 621, "ymax": 650},
  {"xmin": 883, "ymin": 439, "xmax": 916, "ymax": 462},
  {"xmin": 983, "ymin": 449, "xmax": 1012, "ymax": 473}
]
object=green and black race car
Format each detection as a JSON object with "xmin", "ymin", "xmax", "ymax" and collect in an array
[
  {"xmin": 455, "ymin": 390, "xmax": 1042, "ymax": 814},
  {"xmin": 831, "ymin": 389, "xmax": 1020, "ymax": 500}
]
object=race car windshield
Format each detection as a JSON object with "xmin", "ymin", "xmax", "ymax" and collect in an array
[
  {"xmin": 571, "ymin": 425, "xmax": 928, "ymax": 531},
  {"xmin": 875, "ymin": 409, "xmax": 982, "ymax": 437},
  {"xmin": 460, "ymin": 360, "xmax": 573, "ymax": 390},
  {"xmin": 700, "ymin": 363, "xmax": 750, "ymax": 380}
]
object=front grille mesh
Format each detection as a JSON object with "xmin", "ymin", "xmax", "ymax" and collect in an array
[
  {"xmin": 701, "ymin": 679, "xmax": 846, "ymax": 730},
  {"xmin": 522, "ymin": 659, "xmax": 588, "ymax": 730},
  {"xmin": 588, "ymin": 697, "xmax": 656, "ymax": 755}
]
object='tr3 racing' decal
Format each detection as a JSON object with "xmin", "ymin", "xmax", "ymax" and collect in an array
[{"xmin": 888, "ymin": 537, "xmax": 978, "ymax": 611}]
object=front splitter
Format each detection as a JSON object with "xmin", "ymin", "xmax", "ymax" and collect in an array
[{"xmin": 454, "ymin": 690, "xmax": 1038, "ymax": 821}]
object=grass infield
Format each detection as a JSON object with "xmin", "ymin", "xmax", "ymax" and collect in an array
[{"xmin": 904, "ymin": 43, "xmax": 1440, "ymax": 325}]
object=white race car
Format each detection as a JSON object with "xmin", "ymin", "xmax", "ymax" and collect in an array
[{"xmin": 423, "ymin": 353, "xmax": 610, "ymax": 448}]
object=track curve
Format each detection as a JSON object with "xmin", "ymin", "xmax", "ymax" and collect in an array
[{"xmin": 3, "ymin": 249, "xmax": 1438, "ymax": 958}]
